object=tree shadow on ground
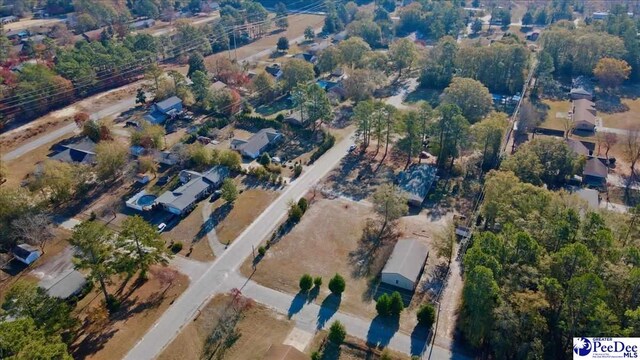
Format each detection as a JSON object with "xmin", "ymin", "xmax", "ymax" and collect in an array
[
  {"xmin": 366, "ymin": 315, "xmax": 400, "ymax": 349},
  {"xmin": 420, "ymin": 263, "xmax": 449, "ymax": 296},
  {"xmin": 410, "ymin": 323, "xmax": 430, "ymax": 356},
  {"xmin": 307, "ymin": 285, "xmax": 320, "ymax": 303},
  {"xmin": 320, "ymin": 342, "xmax": 342, "ymax": 360},
  {"xmin": 349, "ymin": 219, "xmax": 397, "ymax": 279},
  {"xmin": 316, "ymin": 294, "xmax": 341, "ymax": 330},
  {"xmin": 325, "ymin": 150, "xmax": 396, "ymax": 201},
  {"xmin": 70, "ymin": 327, "xmax": 118, "ymax": 358},
  {"xmin": 288, "ymin": 291, "xmax": 307, "ymax": 319},
  {"xmin": 195, "ymin": 202, "xmax": 233, "ymax": 242}
]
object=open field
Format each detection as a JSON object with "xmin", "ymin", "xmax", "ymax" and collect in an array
[
  {"xmin": 240, "ymin": 197, "xmax": 448, "ymax": 334},
  {"xmin": 600, "ymin": 97, "xmax": 640, "ymax": 130},
  {"xmin": 540, "ymin": 99, "xmax": 571, "ymax": 131},
  {"xmin": 71, "ymin": 266, "xmax": 189, "ymax": 360},
  {"xmin": 158, "ymin": 294, "xmax": 295, "ymax": 360},
  {"xmin": 214, "ymin": 185, "xmax": 279, "ymax": 245}
]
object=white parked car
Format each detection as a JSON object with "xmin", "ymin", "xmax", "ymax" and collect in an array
[{"xmin": 157, "ymin": 223, "xmax": 167, "ymax": 233}]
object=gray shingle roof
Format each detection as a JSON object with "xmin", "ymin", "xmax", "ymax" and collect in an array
[
  {"xmin": 572, "ymin": 99, "xmax": 596, "ymax": 126},
  {"xmin": 45, "ymin": 270, "xmax": 87, "ymax": 299},
  {"xmin": 565, "ymin": 138, "xmax": 589, "ymax": 156},
  {"xmin": 236, "ymin": 128, "xmax": 281, "ymax": 157},
  {"xmin": 156, "ymin": 166, "xmax": 228, "ymax": 212},
  {"xmin": 155, "ymin": 96, "xmax": 182, "ymax": 112},
  {"xmin": 397, "ymin": 164, "xmax": 437, "ymax": 204},
  {"xmin": 584, "ymin": 157, "xmax": 608, "ymax": 178},
  {"xmin": 50, "ymin": 137, "xmax": 97, "ymax": 164},
  {"xmin": 382, "ymin": 239, "xmax": 429, "ymax": 282}
]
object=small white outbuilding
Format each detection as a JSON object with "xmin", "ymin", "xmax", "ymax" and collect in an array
[{"xmin": 381, "ymin": 239, "xmax": 429, "ymax": 291}]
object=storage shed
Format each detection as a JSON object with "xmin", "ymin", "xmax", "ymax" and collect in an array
[{"xmin": 380, "ymin": 239, "xmax": 429, "ymax": 291}]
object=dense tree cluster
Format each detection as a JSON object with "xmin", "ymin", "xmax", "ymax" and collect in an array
[
  {"xmin": 461, "ymin": 170, "xmax": 640, "ymax": 358},
  {"xmin": 395, "ymin": 1, "xmax": 465, "ymax": 39}
]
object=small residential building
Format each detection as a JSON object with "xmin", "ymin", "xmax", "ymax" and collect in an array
[
  {"xmin": 293, "ymin": 52, "xmax": 315, "ymax": 63},
  {"xmin": 381, "ymin": 239, "xmax": 429, "ymax": 291},
  {"xmin": 583, "ymin": 157, "xmax": 608, "ymax": 186},
  {"xmin": 593, "ymin": 12, "xmax": 608, "ymax": 20},
  {"xmin": 263, "ymin": 344, "xmax": 309, "ymax": 360},
  {"xmin": 144, "ymin": 96, "xmax": 183, "ymax": 124},
  {"xmin": 130, "ymin": 18, "xmax": 155, "ymax": 30},
  {"xmin": 44, "ymin": 270, "xmax": 87, "ymax": 299},
  {"xmin": 397, "ymin": 164, "xmax": 438, "ymax": 206},
  {"xmin": 50, "ymin": 137, "xmax": 97, "ymax": 164},
  {"xmin": 231, "ymin": 128, "xmax": 282, "ymax": 159},
  {"xmin": 210, "ymin": 80, "xmax": 228, "ymax": 91},
  {"xmin": 571, "ymin": 99, "xmax": 597, "ymax": 132},
  {"xmin": 284, "ymin": 110, "xmax": 306, "ymax": 126},
  {"xmin": 153, "ymin": 149, "xmax": 179, "ymax": 166},
  {"xmin": 565, "ymin": 138, "xmax": 591, "ymax": 157},
  {"xmin": 12, "ymin": 244, "xmax": 41, "ymax": 265},
  {"xmin": 265, "ymin": 63, "xmax": 283, "ymax": 79},
  {"xmin": 156, "ymin": 166, "xmax": 229, "ymax": 215},
  {"xmin": 569, "ymin": 87, "xmax": 593, "ymax": 101}
]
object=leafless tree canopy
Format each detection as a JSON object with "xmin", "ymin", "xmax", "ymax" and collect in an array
[{"xmin": 11, "ymin": 213, "xmax": 55, "ymax": 252}]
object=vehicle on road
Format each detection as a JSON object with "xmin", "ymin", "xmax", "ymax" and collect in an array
[{"xmin": 348, "ymin": 144, "xmax": 357, "ymax": 152}]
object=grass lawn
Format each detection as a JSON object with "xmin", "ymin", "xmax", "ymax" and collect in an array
[
  {"xmin": 158, "ymin": 294, "xmax": 295, "ymax": 360},
  {"xmin": 540, "ymin": 99, "xmax": 571, "ymax": 131},
  {"xmin": 600, "ymin": 97, "xmax": 640, "ymax": 130},
  {"xmin": 162, "ymin": 202, "xmax": 215, "ymax": 262},
  {"xmin": 71, "ymin": 266, "xmax": 189, "ymax": 360},
  {"xmin": 215, "ymin": 186, "xmax": 279, "ymax": 245},
  {"xmin": 254, "ymin": 96, "xmax": 294, "ymax": 117}
]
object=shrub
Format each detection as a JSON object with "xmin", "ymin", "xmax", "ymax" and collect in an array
[
  {"xmin": 236, "ymin": 114, "xmax": 282, "ymax": 130},
  {"xmin": 309, "ymin": 132, "xmax": 336, "ymax": 163},
  {"xmin": 328, "ymin": 274, "xmax": 345, "ymax": 295},
  {"xmin": 311, "ymin": 351, "xmax": 322, "ymax": 360},
  {"xmin": 259, "ymin": 152, "xmax": 271, "ymax": 166},
  {"xmin": 106, "ymin": 294, "xmax": 121, "ymax": 312},
  {"xmin": 390, "ymin": 291, "xmax": 404, "ymax": 316},
  {"xmin": 328, "ymin": 321, "xmax": 346, "ymax": 344},
  {"xmin": 376, "ymin": 293, "xmax": 391, "ymax": 316},
  {"xmin": 171, "ymin": 241, "xmax": 183, "ymax": 253},
  {"xmin": 313, "ymin": 276, "xmax": 322, "ymax": 287},
  {"xmin": 298, "ymin": 197, "xmax": 308, "ymax": 213},
  {"xmin": 275, "ymin": 113, "xmax": 285, "ymax": 122},
  {"xmin": 299, "ymin": 273, "xmax": 313, "ymax": 292},
  {"xmin": 294, "ymin": 163, "xmax": 303, "ymax": 177},
  {"xmin": 258, "ymin": 246, "xmax": 266, "ymax": 256},
  {"xmin": 417, "ymin": 303, "xmax": 436, "ymax": 328},
  {"xmin": 288, "ymin": 203, "xmax": 303, "ymax": 223}
]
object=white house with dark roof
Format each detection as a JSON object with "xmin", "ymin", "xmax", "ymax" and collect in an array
[
  {"xmin": 156, "ymin": 166, "xmax": 229, "ymax": 215},
  {"xmin": 381, "ymin": 239, "xmax": 429, "ymax": 291},
  {"xmin": 231, "ymin": 128, "xmax": 282, "ymax": 159},
  {"xmin": 144, "ymin": 96, "xmax": 183, "ymax": 124}
]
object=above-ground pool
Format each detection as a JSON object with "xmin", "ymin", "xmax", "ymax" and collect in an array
[{"xmin": 137, "ymin": 195, "xmax": 157, "ymax": 207}]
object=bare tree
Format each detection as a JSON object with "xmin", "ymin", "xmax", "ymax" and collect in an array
[
  {"xmin": 603, "ymin": 132, "xmax": 618, "ymax": 159},
  {"xmin": 626, "ymin": 127, "xmax": 640, "ymax": 179},
  {"xmin": 11, "ymin": 213, "xmax": 55, "ymax": 252}
]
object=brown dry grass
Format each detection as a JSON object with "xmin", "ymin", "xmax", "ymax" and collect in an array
[
  {"xmin": 158, "ymin": 294, "xmax": 295, "ymax": 360},
  {"xmin": 601, "ymin": 98, "xmax": 640, "ymax": 130},
  {"xmin": 71, "ymin": 266, "xmax": 189, "ymax": 360},
  {"xmin": 309, "ymin": 332, "xmax": 410, "ymax": 360},
  {"xmin": 162, "ymin": 202, "xmax": 215, "ymax": 262},
  {"xmin": 540, "ymin": 99, "xmax": 571, "ymax": 131},
  {"xmin": 240, "ymin": 198, "xmax": 381, "ymax": 319},
  {"xmin": 215, "ymin": 187, "xmax": 279, "ymax": 245}
]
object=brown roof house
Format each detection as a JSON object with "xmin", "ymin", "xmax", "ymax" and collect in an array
[
  {"xmin": 564, "ymin": 138, "xmax": 591, "ymax": 157},
  {"xmin": 571, "ymin": 99, "xmax": 597, "ymax": 132},
  {"xmin": 583, "ymin": 157, "xmax": 608, "ymax": 187}
]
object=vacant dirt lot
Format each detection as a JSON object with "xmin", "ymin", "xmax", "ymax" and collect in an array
[
  {"xmin": 309, "ymin": 331, "xmax": 410, "ymax": 360},
  {"xmin": 159, "ymin": 294, "xmax": 295, "ymax": 360},
  {"xmin": 71, "ymin": 266, "xmax": 188, "ymax": 360},
  {"xmin": 213, "ymin": 185, "xmax": 279, "ymax": 245}
]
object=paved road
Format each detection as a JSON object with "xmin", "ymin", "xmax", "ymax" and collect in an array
[
  {"xmin": 2, "ymin": 95, "xmax": 136, "ymax": 161},
  {"xmin": 125, "ymin": 131, "xmax": 357, "ymax": 360}
]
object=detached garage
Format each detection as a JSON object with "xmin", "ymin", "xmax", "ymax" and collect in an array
[{"xmin": 381, "ymin": 239, "xmax": 429, "ymax": 291}]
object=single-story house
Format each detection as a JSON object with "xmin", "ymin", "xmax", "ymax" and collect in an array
[
  {"xmin": 397, "ymin": 164, "xmax": 438, "ymax": 206},
  {"xmin": 130, "ymin": 18, "xmax": 155, "ymax": 30},
  {"xmin": 210, "ymin": 80, "xmax": 228, "ymax": 92},
  {"xmin": 564, "ymin": 138, "xmax": 591, "ymax": 157},
  {"xmin": 263, "ymin": 344, "xmax": 309, "ymax": 360},
  {"xmin": 381, "ymin": 239, "xmax": 429, "ymax": 291},
  {"xmin": 44, "ymin": 269, "xmax": 87, "ymax": 299},
  {"xmin": 231, "ymin": 128, "xmax": 282, "ymax": 159},
  {"xmin": 12, "ymin": 244, "xmax": 41, "ymax": 265},
  {"xmin": 571, "ymin": 98, "xmax": 597, "ymax": 132},
  {"xmin": 569, "ymin": 87, "xmax": 593, "ymax": 101},
  {"xmin": 156, "ymin": 166, "xmax": 229, "ymax": 215},
  {"xmin": 50, "ymin": 137, "xmax": 97, "ymax": 164},
  {"xmin": 0, "ymin": 16, "xmax": 19, "ymax": 24},
  {"xmin": 583, "ymin": 157, "xmax": 608, "ymax": 186},
  {"xmin": 525, "ymin": 31, "xmax": 540, "ymax": 41},
  {"xmin": 6, "ymin": 29, "xmax": 29, "ymax": 42},
  {"xmin": 293, "ymin": 52, "xmax": 315, "ymax": 64},
  {"xmin": 144, "ymin": 96, "xmax": 183, "ymax": 124},
  {"xmin": 265, "ymin": 63, "xmax": 283, "ymax": 79},
  {"xmin": 308, "ymin": 42, "xmax": 329, "ymax": 55},
  {"xmin": 153, "ymin": 149, "xmax": 179, "ymax": 166}
]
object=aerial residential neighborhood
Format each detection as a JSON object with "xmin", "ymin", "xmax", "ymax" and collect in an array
[{"xmin": 1, "ymin": 0, "xmax": 640, "ymax": 359}]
